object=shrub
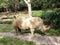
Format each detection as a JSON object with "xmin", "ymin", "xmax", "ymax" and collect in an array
[{"xmin": 41, "ymin": 9, "xmax": 60, "ymax": 29}]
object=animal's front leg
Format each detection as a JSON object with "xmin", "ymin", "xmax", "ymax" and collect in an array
[{"xmin": 30, "ymin": 28, "xmax": 34, "ymax": 36}]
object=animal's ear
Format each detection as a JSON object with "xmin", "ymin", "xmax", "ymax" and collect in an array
[{"xmin": 14, "ymin": 16, "xmax": 16, "ymax": 19}]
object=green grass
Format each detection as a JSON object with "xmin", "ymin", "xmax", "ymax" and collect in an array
[
  {"xmin": 0, "ymin": 24, "xmax": 60, "ymax": 36},
  {"xmin": 32, "ymin": 10, "xmax": 44, "ymax": 17},
  {"xmin": 34, "ymin": 29, "xmax": 60, "ymax": 36},
  {"xmin": 45, "ymin": 29, "xmax": 60, "ymax": 36},
  {"xmin": 0, "ymin": 24, "xmax": 13, "ymax": 32},
  {"xmin": 0, "ymin": 37, "xmax": 35, "ymax": 45},
  {"xmin": 32, "ymin": 10, "xmax": 53, "ymax": 17},
  {"xmin": 18, "ymin": 13, "xmax": 29, "ymax": 17}
]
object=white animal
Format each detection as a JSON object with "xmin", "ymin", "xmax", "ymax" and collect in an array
[{"xmin": 13, "ymin": 17, "xmax": 50, "ymax": 35}]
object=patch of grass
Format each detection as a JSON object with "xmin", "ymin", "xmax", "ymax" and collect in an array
[
  {"xmin": 0, "ymin": 19, "xmax": 13, "ymax": 24},
  {"xmin": 0, "ymin": 24, "xmax": 13, "ymax": 32},
  {"xmin": 18, "ymin": 13, "xmax": 29, "ymax": 17},
  {"xmin": 41, "ymin": 44, "xmax": 46, "ymax": 45},
  {"xmin": 0, "ymin": 37, "xmax": 35, "ymax": 45},
  {"xmin": 34, "ymin": 29, "xmax": 44, "ymax": 34},
  {"xmin": 34, "ymin": 29, "xmax": 60, "ymax": 36},
  {"xmin": 32, "ymin": 10, "xmax": 53, "ymax": 17},
  {"xmin": 15, "ymin": 13, "xmax": 29, "ymax": 18},
  {"xmin": 32, "ymin": 10, "xmax": 44, "ymax": 17},
  {"xmin": 0, "ymin": 24, "xmax": 60, "ymax": 36},
  {"xmin": 45, "ymin": 29, "xmax": 60, "ymax": 36}
]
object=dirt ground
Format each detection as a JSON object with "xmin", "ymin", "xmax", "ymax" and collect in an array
[{"xmin": 0, "ymin": 32, "xmax": 60, "ymax": 45}]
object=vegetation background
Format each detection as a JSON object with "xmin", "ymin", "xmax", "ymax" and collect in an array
[{"xmin": 0, "ymin": 0, "xmax": 60, "ymax": 45}]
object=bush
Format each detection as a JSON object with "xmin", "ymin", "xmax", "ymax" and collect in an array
[
  {"xmin": 0, "ymin": 0, "xmax": 60, "ymax": 12},
  {"xmin": 41, "ymin": 9, "xmax": 60, "ymax": 29},
  {"xmin": 32, "ymin": 9, "xmax": 60, "ymax": 29}
]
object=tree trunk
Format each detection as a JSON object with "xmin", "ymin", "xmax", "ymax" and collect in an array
[{"xmin": 24, "ymin": 0, "xmax": 32, "ymax": 17}]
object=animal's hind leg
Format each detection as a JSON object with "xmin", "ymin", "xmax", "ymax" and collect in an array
[
  {"xmin": 17, "ymin": 27, "xmax": 23, "ymax": 34},
  {"xmin": 14, "ymin": 27, "xmax": 21, "ymax": 35},
  {"xmin": 14, "ymin": 27, "xmax": 19, "ymax": 35},
  {"xmin": 17, "ymin": 27, "xmax": 21, "ymax": 32}
]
